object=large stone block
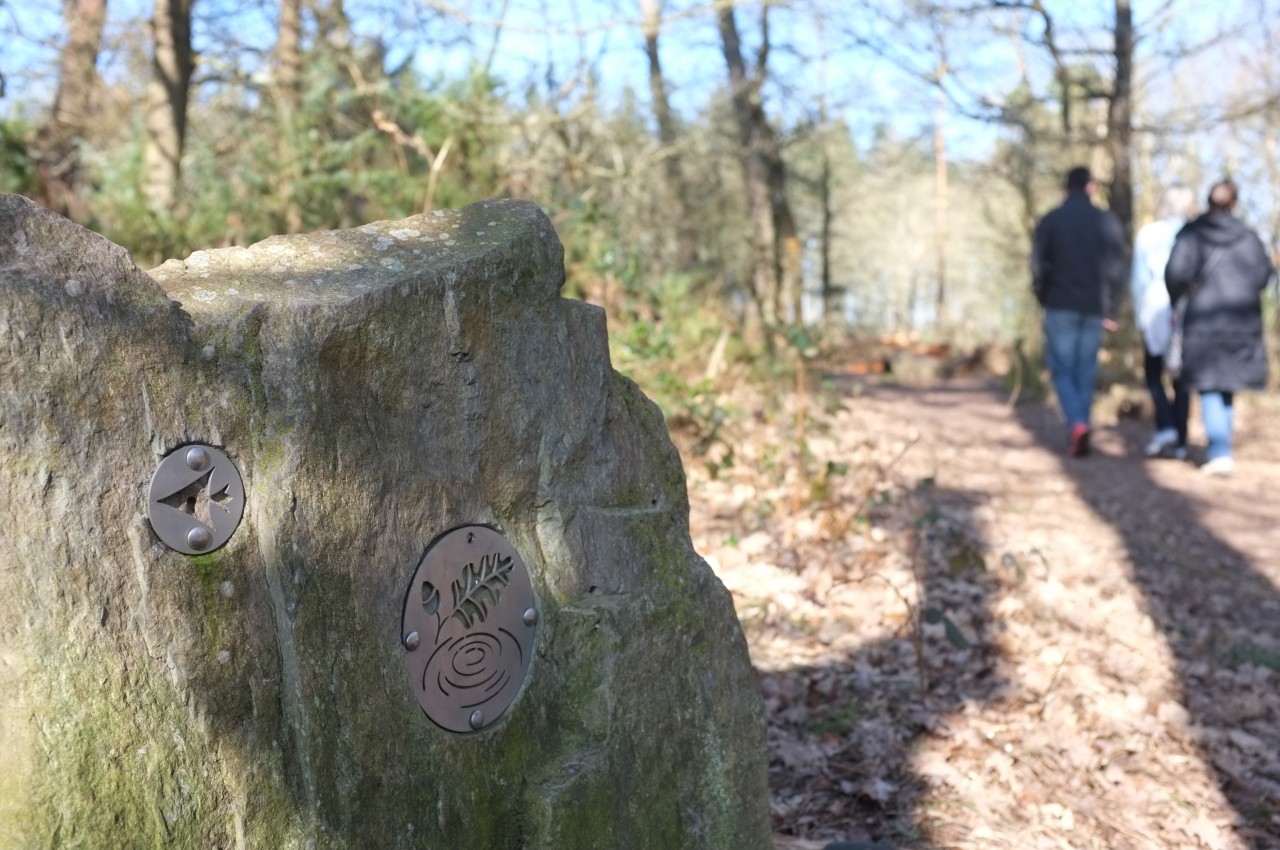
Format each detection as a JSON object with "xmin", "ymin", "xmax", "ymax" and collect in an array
[{"xmin": 0, "ymin": 194, "xmax": 770, "ymax": 849}]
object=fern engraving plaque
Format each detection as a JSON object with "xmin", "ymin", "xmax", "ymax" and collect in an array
[{"xmin": 401, "ymin": 525, "xmax": 538, "ymax": 732}]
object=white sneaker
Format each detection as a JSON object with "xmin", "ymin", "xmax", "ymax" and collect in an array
[
  {"xmin": 1144, "ymin": 428, "xmax": 1179, "ymax": 457},
  {"xmin": 1201, "ymin": 456, "xmax": 1235, "ymax": 476}
]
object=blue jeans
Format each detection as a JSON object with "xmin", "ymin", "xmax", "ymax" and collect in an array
[
  {"xmin": 1043, "ymin": 309, "xmax": 1103, "ymax": 428},
  {"xmin": 1201, "ymin": 390, "xmax": 1235, "ymax": 460}
]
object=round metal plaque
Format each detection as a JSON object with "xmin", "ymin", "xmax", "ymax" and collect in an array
[
  {"xmin": 401, "ymin": 525, "xmax": 538, "ymax": 733},
  {"xmin": 147, "ymin": 444, "xmax": 245, "ymax": 555}
]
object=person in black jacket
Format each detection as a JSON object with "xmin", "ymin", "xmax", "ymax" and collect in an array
[
  {"xmin": 1031, "ymin": 166, "xmax": 1129, "ymax": 457},
  {"xmin": 1164, "ymin": 179, "xmax": 1274, "ymax": 475}
]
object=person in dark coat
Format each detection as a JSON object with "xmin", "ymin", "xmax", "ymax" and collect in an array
[
  {"xmin": 1031, "ymin": 165, "xmax": 1129, "ymax": 457},
  {"xmin": 1164, "ymin": 179, "xmax": 1274, "ymax": 475}
]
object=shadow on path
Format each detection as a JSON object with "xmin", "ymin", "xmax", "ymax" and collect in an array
[
  {"xmin": 761, "ymin": 454, "xmax": 1008, "ymax": 845},
  {"xmin": 1011, "ymin": 398, "xmax": 1280, "ymax": 847}
]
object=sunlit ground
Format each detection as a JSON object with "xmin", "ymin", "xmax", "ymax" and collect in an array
[{"xmin": 676, "ymin": 369, "xmax": 1280, "ymax": 849}]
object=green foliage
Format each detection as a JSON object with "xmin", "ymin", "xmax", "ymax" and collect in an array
[
  {"xmin": 609, "ymin": 273, "xmax": 740, "ymax": 463},
  {"xmin": 805, "ymin": 701, "xmax": 862, "ymax": 737},
  {"xmin": 946, "ymin": 542, "xmax": 987, "ymax": 575},
  {"xmin": 1228, "ymin": 640, "xmax": 1280, "ymax": 673},
  {"xmin": 922, "ymin": 607, "xmax": 970, "ymax": 650},
  {"xmin": 913, "ymin": 507, "xmax": 939, "ymax": 529},
  {"xmin": 782, "ymin": 323, "xmax": 821, "ymax": 359},
  {"xmin": 0, "ymin": 119, "xmax": 36, "ymax": 195},
  {"xmin": 659, "ymin": 376, "xmax": 734, "ymax": 479},
  {"xmin": 614, "ymin": 317, "xmax": 677, "ymax": 364},
  {"xmin": 86, "ymin": 125, "xmax": 193, "ymax": 263},
  {"xmin": 807, "ymin": 460, "xmax": 848, "ymax": 504},
  {"xmin": 72, "ymin": 51, "xmax": 516, "ymax": 265}
]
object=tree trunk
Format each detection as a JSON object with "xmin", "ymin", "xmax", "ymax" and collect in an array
[
  {"xmin": 814, "ymin": 8, "xmax": 839, "ymax": 332},
  {"xmin": 1108, "ymin": 0, "xmax": 1134, "ymax": 238},
  {"xmin": 315, "ymin": 0, "xmax": 353, "ymax": 50},
  {"xmin": 717, "ymin": 1, "xmax": 773, "ymax": 329},
  {"xmin": 34, "ymin": 0, "xmax": 108, "ymax": 218},
  {"xmin": 143, "ymin": 0, "xmax": 195, "ymax": 214},
  {"xmin": 277, "ymin": 0, "xmax": 304, "ymax": 233},
  {"xmin": 716, "ymin": 0, "xmax": 799, "ymax": 332},
  {"xmin": 278, "ymin": 0, "xmax": 302, "ymax": 101},
  {"xmin": 313, "ymin": 0, "xmax": 367, "ymax": 229},
  {"xmin": 819, "ymin": 131, "xmax": 838, "ymax": 330},
  {"xmin": 934, "ymin": 69, "xmax": 949, "ymax": 331},
  {"xmin": 640, "ymin": 0, "xmax": 696, "ymax": 271}
]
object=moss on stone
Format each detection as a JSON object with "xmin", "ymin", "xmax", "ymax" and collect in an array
[{"xmin": 13, "ymin": 646, "xmax": 224, "ymax": 849}]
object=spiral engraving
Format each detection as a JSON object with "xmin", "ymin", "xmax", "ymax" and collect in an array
[
  {"xmin": 402, "ymin": 526, "xmax": 537, "ymax": 733},
  {"xmin": 424, "ymin": 629, "xmax": 523, "ymax": 708}
]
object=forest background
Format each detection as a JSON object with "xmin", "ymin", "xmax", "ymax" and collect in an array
[{"xmin": 3, "ymin": 0, "xmax": 1279, "ymax": 427}]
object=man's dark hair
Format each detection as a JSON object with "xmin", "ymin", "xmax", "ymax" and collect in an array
[
  {"xmin": 1208, "ymin": 179, "xmax": 1238, "ymax": 211},
  {"xmin": 1065, "ymin": 166, "xmax": 1092, "ymax": 192}
]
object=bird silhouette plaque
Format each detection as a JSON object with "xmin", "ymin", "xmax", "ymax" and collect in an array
[
  {"xmin": 401, "ymin": 525, "xmax": 538, "ymax": 733},
  {"xmin": 147, "ymin": 444, "xmax": 245, "ymax": 554}
]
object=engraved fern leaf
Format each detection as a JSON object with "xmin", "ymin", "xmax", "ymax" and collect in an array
[{"xmin": 449, "ymin": 552, "xmax": 514, "ymax": 629}]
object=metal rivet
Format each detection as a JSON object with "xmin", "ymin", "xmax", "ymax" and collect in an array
[
  {"xmin": 404, "ymin": 631, "xmax": 420, "ymax": 651},
  {"xmin": 522, "ymin": 607, "xmax": 538, "ymax": 627},
  {"xmin": 185, "ymin": 446, "xmax": 210, "ymax": 471},
  {"xmin": 187, "ymin": 527, "xmax": 212, "ymax": 550},
  {"xmin": 469, "ymin": 709, "xmax": 484, "ymax": 730}
]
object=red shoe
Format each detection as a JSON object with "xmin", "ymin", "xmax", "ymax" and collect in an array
[{"xmin": 1068, "ymin": 423, "xmax": 1091, "ymax": 457}]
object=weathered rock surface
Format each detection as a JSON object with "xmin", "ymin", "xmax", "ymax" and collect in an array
[{"xmin": 0, "ymin": 194, "xmax": 770, "ymax": 849}]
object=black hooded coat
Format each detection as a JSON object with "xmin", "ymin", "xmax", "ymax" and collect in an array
[{"xmin": 1164, "ymin": 211, "xmax": 1274, "ymax": 391}]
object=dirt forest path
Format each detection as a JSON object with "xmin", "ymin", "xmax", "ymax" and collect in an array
[{"xmin": 681, "ymin": 376, "xmax": 1280, "ymax": 850}]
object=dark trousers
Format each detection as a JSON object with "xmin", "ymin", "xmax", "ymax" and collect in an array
[{"xmin": 1144, "ymin": 345, "xmax": 1189, "ymax": 446}]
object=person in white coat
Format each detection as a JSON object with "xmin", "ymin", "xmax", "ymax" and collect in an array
[{"xmin": 1131, "ymin": 184, "xmax": 1195, "ymax": 458}]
